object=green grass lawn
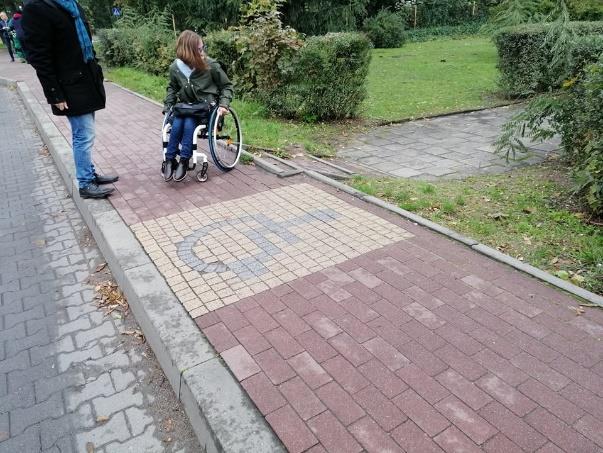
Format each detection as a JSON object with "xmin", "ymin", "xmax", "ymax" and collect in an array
[
  {"xmin": 365, "ymin": 36, "xmax": 504, "ymax": 122},
  {"xmin": 105, "ymin": 36, "xmax": 503, "ymax": 153},
  {"xmin": 350, "ymin": 162, "xmax": 603, "ymax": 295}
]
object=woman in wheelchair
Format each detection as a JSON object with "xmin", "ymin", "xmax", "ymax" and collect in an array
[{"xmin": 163, "ymin": 30, "xmax": 234, "ymax": 182}]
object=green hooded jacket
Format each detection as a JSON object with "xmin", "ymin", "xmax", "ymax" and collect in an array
[{"xmin": 164, "ymin": 58, "xmax": 234, "ymax": 111}]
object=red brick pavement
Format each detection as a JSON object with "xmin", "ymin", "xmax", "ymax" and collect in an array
[{"xmin": 3, "ymin": 58, "xmax": 603, "ymax": 453}]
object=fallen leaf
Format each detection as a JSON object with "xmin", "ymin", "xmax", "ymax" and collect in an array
[
  {"xmin": 556, "ymin": 270, "xmax": 570, "ymax": 280},
  {"xmin": 162, "ymin": 418, "xmax": 174, "ymax": 433},
  {"xmin": 95, "ymin": 263, "xmax": 107, "ymax": 273},
  {"xmin": 549, "ymin": 257, "xmax": 559, "ymax": 265},
  {"xmin": 570, "ymin": 306, "xmax": 585, "ymax": 316},
  {"xmin": 86, "ymin": 442, "xmax": 95, "ymax": 453},
  {"xmin": 488, "ymin": 212, "xmax": 509, "ymax": 220},
  {"xmin": 570, "ymin": 274, "xmax": 585, "ymax": 285},
  {"xmin": 96, "ymin": 416, "xmax": 109, "ymax": 424},
  {"xmin": 122, "ymin": 329, "xmax": 145, "ymax": 343},
  {"xmin": 34, "ymin": 239, "xmax": 46, "ymax": 247},
  {"xmin": 162, "ymin": 436, "xmax": 173, "ymax": 443},
  {"xmin": 522, "ymin": 236, "xmax": 532, "ymax": 245}
]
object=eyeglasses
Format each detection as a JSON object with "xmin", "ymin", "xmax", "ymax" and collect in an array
[{"xmin": 199, "ymin": 44, "xmax": 208, "ymax": 53}]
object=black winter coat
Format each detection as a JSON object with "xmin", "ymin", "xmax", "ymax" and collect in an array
[{"xmin": 22, "ymin": 0, "xmax": 105, "ymax": 116}]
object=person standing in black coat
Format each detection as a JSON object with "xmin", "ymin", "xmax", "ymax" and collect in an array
[
  {"xmin": 22, "ymin": 0, "xmax": 118, "ymax": 198},
  {"xmin": 0, "ymin": 11, "xmax": 15, "ymax": 62}
]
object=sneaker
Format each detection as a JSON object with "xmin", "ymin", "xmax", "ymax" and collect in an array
[
  {"xmin": 79, "ymin": 182, "xmax": 114, "ymax": 199},
  {"xmin": 173, "ymin": 158, "xmax": 189, "ymax": 182},
  {"xmin": 93, "ymin": 172, "xmax": 119, "ymax": 185}
]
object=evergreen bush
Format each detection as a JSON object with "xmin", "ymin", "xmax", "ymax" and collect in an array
[
  {"xmin": 494, "ymin": 21, "xmax": 603, "ymax": 96},
  {"xmin": 363, "ymin": 9, "xmax": 407, "ymax": 48}
]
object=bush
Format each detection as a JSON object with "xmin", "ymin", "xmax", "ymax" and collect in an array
[
  {"xmin": 568, "ymin": 0, "xmax": 603, "ymax": 21},
  {"xmin": 494, "ymin": 21, "xmax": 603, "ymax": 96},
  {"xmin": 97, "ymin": 10, "xmax": 174, "ymax": 75},
  {"xmin": 268, "ymin": 33, "xmax": 372, "ymax": 121},
  {"xmin": 203, "ymin": 30, "xmax": 239, "ymax": 74},
  {"xmin": 496, "ymin": 56, "xmax": 603, "ymax": 214},
  {"xmin": 406, "ymin": 21, "xmax": 484, "ymax": 42},
  {"xmin": 363, "ymin": 10, "xmax": 407, "ymax": 48},
  {"xmin": 400, "ymin": 0, "xmax": 489, "ymax": 28}
]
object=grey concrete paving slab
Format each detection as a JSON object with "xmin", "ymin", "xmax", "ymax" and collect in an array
[
  {"xmin": 338, "ymin": 106, "xmax": 560, "ymax": 180},
  {"xmin": 0, "ymin": 86, "xmax": 200, "ymax": 452}
]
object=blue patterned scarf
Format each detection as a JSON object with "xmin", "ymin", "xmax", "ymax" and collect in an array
[{"xmin": 53, "ymin": 0, "xmax": 94, "ymax": 62}]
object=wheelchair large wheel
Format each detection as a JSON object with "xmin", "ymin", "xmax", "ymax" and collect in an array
[{"xmin": 208, "ymin": 106, "xmax": 242, "ymax": 172}]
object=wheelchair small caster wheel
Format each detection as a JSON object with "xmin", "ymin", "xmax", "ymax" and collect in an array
[
  {"xmin": 196, "ymin": 162, "xmax": 209, "ymax": 182},
  {"xmin": 160, "ymin": 161, "xmax": 166, "ymax": 176}
]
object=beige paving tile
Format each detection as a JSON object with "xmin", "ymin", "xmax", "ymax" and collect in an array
[{"xmin": 132, "ymin": 183, "xmax": 412, "ymax": 314}]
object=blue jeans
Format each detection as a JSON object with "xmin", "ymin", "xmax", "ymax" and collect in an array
[
  {"xmin": 67, "ymin": 113, "xmax": 96, "ymax": 189},
  {"xmin": 166, "ymin": 116, "xmax": 198, "ymax": 160}
]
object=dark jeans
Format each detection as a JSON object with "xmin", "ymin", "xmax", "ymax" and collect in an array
[
  {"xmin": 1, "ymin": 34, "xmax": 14, "ymax": 61},
  {"xmin": 166, "ymin": 116, "xmax": 198, "ymax": 160}
]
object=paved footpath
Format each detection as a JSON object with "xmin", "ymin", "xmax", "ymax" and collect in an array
[
  {"xmin": 0, "ymin": 86, "xmax": 200, "ymax": 451},
  {"xmin": 337, "ymin": 107, "xmax": 559, "ymax": 180},
  {"xmin": 2, "ymin": 57, "xmax": 603, "ymax": 453}
]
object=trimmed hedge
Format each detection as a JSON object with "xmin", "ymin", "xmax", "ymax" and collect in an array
[
  {"xmin": 495, "ymin": 21, "xmax": 603, "ymax": 97},
  {"xmin": 268, "ymin": 33, "xmax": 372, "ymax": 121},
  {"xmin": 362, "ymin": 10, "xmax": 407, "ymax": 48},
  {"xmin": 205, "ymin": 30, "xmax": 372, "ymax": 121}
]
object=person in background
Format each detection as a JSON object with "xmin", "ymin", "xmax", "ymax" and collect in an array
[
  {"xmin": 22, "ymin": 0, "xmax": 118, "ymax": 199},
  {"xmin": 0, "ymin": 11, "xmax": 15, "ymax": 62},
  {"xmin": 8, "ymin": 9, "xmax": 26, "ymax": 61}
]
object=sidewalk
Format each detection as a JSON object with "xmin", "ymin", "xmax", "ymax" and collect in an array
[
  {"xmin": 0, "ymin": 85, "xmax": 200, "ymax": 452},
  {"xmin": 337, "ymin": 106, "xmax": 559, "ymax": 180},
  {"xmin": 2, "ymin": 57, "xmax": 602, "ymax": 453}
]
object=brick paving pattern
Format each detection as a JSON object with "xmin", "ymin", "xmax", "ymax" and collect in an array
[
  {"xmin": 337, "ymin": 106, "xmax": 560, "ymax": 180},
  {"xmin": 133, "ymin": 183, "xmax": 412, "ymax": 317},
  {"xmin": 0, "ymin": 85, "xmax": 199, "ymax": 451},
  {"xmin": 2, "ymin": 56, "xmax": 603, "ymax": 453}
]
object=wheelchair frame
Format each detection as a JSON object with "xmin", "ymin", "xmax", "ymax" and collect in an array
[{"xmin": 161, "ymin": 105, "xmax": 242, "ymax": 183}]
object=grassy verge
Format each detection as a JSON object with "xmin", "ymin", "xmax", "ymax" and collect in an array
[
  {"xmin": 365, "ymin": 37, "xmax": 504, "ymax": 122},
  {"xmin": 104, "ymin": 67, "xmax": 342, "ymax": 157},
  {"xmin": 350, "ymin": 161, "xmax": 603, "ymax": 295}
]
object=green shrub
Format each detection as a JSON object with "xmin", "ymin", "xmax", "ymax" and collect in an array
[
  {"xmin": 400, "ymin": 0, "xmax": 489, "ymax": 28},
  {"xmin": 497, "ymin": 56, "xmax": 603, "ymax": 214},
  {"xmin": 97, "ymin": 10, "xmax": 175, "ymax": 75},
  {"xmin": 363, "ymin": 10, "xmax": 407, "ymax": 48},
  {"xmin": 494, "ymin": 21, "xmax": 603, "ymax": 96},
  {"xmin": 406, "ymin": 21, "xmax": 484, "ymax": 42},
  {"xmin": 267, "ymin": 33, "xmax": 371, "ymax": 121},
  {"xmin": 568, "ymin": 0, "xmax": 603, "ymax": 21},
  {"xmin": 203, "ymin": 30, "xmax": 239, "ymax": 74}
]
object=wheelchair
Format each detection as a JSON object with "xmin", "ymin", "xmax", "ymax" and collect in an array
[{"xmin": 161, "ymin": 104, "xmax": 243, "ymax": 182}]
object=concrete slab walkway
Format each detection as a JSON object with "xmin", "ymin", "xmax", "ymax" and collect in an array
[
  {"xmin": 0, "ymin": 85, "xmax": 200, "ymax": 452},
  {"xmin": 337, "ymin": 107, "xmax": 560, "ymax": 180},
  {"xmin": 2, "ymin": 57, "xmax": 602, "ymax": 453}
]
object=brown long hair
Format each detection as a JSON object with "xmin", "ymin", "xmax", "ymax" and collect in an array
[{"xmin": 176, "ymin": 30, "xmax": 209, "ymax": 72}]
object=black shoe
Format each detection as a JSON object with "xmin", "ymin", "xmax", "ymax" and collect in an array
[
  {"xmin": 93, "ymin": 172, "xmax": 119, "ymax": 185},
  {"xmin": 79, "ymin": 183, "xmax": 114, "ymax": 199},
  {"xmin": 163, "ymin": 158, "xmax": 176, "ymax": 181},
  {"xmin": 173, "ymin": 158, "xmax": 189, "ymax": 182}
]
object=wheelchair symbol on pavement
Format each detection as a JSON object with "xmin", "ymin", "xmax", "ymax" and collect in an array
[{"xmin": 176, "ymin": 208, "xmax": 340, "ymax": 279}]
